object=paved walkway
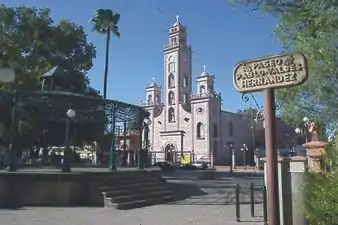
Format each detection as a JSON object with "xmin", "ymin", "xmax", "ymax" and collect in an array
[{"xmin": 0, "ymin": 204, "xmax": 264, "ymax": 225}]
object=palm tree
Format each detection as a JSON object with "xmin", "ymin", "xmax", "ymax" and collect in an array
[{"xmin": 90, "ymin": 9, "xmax": 120, "ymax": 99}]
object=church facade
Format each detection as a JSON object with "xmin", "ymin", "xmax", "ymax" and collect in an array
[{"xmin": 141, "ymin": 18, "xmax": 253, "ymax": 165}]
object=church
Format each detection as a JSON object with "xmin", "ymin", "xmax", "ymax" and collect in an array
[{"xmin": 141, "ymin": 16, "xmax": 253, "ymax": 165}]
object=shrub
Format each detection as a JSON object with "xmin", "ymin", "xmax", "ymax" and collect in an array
[{"xmin": 304, "ymin": 138, "xmax": 338, "ymax": 225}]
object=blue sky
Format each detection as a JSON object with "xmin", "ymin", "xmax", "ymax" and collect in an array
[{"xmin": 2, "ymin": 0, "xmax": 282, "ymax": 112}]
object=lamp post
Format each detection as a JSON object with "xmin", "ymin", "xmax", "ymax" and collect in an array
[
  {"xmin": 62, "ymin": 108, "xmax": 76, "ymax": 173},
  {"xmin": 294, "ymin": 116, "xmax": 311, "ymax": 143},
  {"xmin": 241, "ymin": 144, "xmax": 249, "ymax": 169},
  {"xmin": 139, "ymin": 118, "xmax": 151, "ymax": 169},
  {"xmin": 0, "ymin": 65, "xmax": 16, "ymax": 172},
  {"xmin": 226, "ymin": 141, "xmax": 235, "ymax": 174}
]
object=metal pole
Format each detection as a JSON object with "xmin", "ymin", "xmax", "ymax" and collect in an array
[
  {"xmin": 263, "ymin": 185, "xmax": 268, "ymax": 225},
  {"xmin": 109, "ymin": 106, "xmax": 116, "ymax": 170},
  {"xmin": 263, "ymin": 88, "xmax": 280, "ymax": 225},
  {"xmin": 62, "ymin": 116, "xmax": 71, "ymax": 172},
  {"xmin": 250, "ymin": 181, "xmax": 255, "ymax": 217},
  {"xmin": 144, "ymin": 123, "xmax": 149, "ymax": 168},
  {"xmin": 6, "ymin": 91, "xmax": 17, "ymax": 172},
  {"xmin": 235, "ymin": 183, "xmax": 240, "ymax": 222},
  {"xmin": 138, "ymin": 115, "xmax": 143, "ymax": 169},
  {"xmin": 123, "ymin": 120, "xmax": 127, "ymax": 166},
  {"xmin": 252, "ymin": 118, "xmax": 256, "ymax": 165}
]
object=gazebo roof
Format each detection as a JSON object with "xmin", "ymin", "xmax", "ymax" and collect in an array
[{"xmin": 40, "ymin": 66, "xmax": 66, "ymax": 79}]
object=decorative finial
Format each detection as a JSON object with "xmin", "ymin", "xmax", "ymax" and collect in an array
[
  {"xmin": 176, "ymin": 14, "xmax": 179, "ymax": 23},
  {"xmin": 152, "ymin": 77, "xmax": 156, "ymax": 82},
  {"xmin": 202, "ymin": 65, "xmax": 206, "ymax": 72}
]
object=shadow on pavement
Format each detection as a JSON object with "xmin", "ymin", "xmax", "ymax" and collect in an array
[
  {"xmin": 166, "ymin": 181, "xmax": 264, "ymax": 206},
  {"xmin": 166, "ymin": 182, "xmax": 208, "ymax": 201}
]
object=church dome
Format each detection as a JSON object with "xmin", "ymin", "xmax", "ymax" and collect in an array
[
  {"xmin": 199, "ymin": 65, "xmax": 210, "ymax": 77},
  {"xmin": 147, "ymin": 77, "xmax": 159, "ymax": 88}
]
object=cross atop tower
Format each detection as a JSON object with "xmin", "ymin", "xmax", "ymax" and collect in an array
[
  {"xmin": 203, "ymin": 65, "xmax": 206, "ymax": 72},
  {"xmin": 176, "ymin": 14, "xmax": 179, "ymax": 23},
  {"xmin": 152, "ymin": 77, "xmax": 156, "ymax": 82}
]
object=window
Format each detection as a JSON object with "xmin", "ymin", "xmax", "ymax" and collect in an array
[
  {"xmin": 168, "ymin": 56, "xmax": 174, "ymax": 62},
  {"xmin": 168, "ymin": 108, "xmax": 175, "ymax": 122},
  {"xmin": 168, "ymin": 74, "xmax": 175, "ymax": 88},
  {"xmin": 168, "ymin": 91, "xmax": 175, "ymax": 105},
  {"xmin": 147, "ymin": 94, "xmax": 152, "ymax": 104},
  {"xmin": 168, "ymin": 63, "xmax": 175, "ymax": 73},
  {"xmin": 155, "ymin": 95, "xmax": 160, "ymax": 104},
  {"xmin": 183, "ymin": 77, "xmax": 188, "ymax": 88},
  {"xmin": 229, "ymin": 121, "xmax": 233, "ymax": 137},
  {"xmin": 197, "ymin": 122, "xmax": 205, "ymax": 139},
  {"xmin": 182, "ymin": 93, "xmax": 187, "ymax": 104},
  {"xmin": 199, "ymin": 85, "xmax": 205, "ymax": 94},
  {"xmin": 213, "ymin": 124, "xmax": 218, "ymax": 138}
]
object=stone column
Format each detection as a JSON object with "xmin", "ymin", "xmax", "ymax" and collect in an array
[
  {"xmin": 302, "ymin": 122, "xmax": 327, "ymax": 173},
  {"xmin": 263, "ymin": 156, "xmax": 308, "ymax": 225},
  {"xmin": 303, "ymin": 141, "xmax": 327, "ymax": 172}
]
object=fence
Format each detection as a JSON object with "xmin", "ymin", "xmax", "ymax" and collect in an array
[{"xmin": 235, "ymin": 182, "xmax": 268, "ymax": 224}]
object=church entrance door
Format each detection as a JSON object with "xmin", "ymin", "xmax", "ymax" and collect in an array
[{"xmin": 165, "ymin": 144, "xmax": 175, "ymax": 162}]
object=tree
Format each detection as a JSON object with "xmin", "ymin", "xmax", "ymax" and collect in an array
[
  {"xmin": 90, "ymin": 9, "xmax": 120, "ymax": 99},
  {"xmin": 229, "ymin": 0, "xmax": 338, "ymax": 131},
  {"xmin": 237, "ymin": 107, "xmax": 260, "ymax": 121},
  {"xmin": 0, "ymin": 4, "xmax": 103, "ymax": 153}
]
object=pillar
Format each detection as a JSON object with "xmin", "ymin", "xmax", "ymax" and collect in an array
[{"xmin": 303, "ymin": 141, "xmax": 327, "ymax": 173}]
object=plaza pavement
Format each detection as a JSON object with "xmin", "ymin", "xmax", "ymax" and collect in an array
[{"xmin": 0, "ymin": 169, "xmax": 265, "ymax": 225}]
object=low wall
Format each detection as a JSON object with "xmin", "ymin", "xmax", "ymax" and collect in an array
[{"xmin": 0, "ymin": 169, "xmax": 161, "ymax": 208}]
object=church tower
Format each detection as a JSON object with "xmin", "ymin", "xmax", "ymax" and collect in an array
[
  {"xmin": 163, "ymin": 15, "xmax": 192, "ymax": 131},
  {"xmin": 145, "ymin": 77, "xmax": 162, "ymax": 106}
]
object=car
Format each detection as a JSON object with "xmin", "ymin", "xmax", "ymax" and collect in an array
[
  {"xmin": 191, "ymin": 161, "xmax": 208, "ymax": 169},
  {"xmin": 152, "ymin": 161, "xmax": 175, "ymax": 172},
  {"xmin": 180, "ymin": 163, "xmax": 198, "ymax": 170}
]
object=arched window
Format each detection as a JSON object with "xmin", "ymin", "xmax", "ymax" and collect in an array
[
  {"xmin": 155, "ymin": 95, "xmax": 160, "ymax": 104},
  {"xmin": 147, "ymin": 94, "xmax": 152, "ymax": 104},
  {"xmin": 168, "ymin": 107, "xmax": 175, "ymax": 122},
  {"xmin": 199, "ymin": 85, "xmax": 205, "ymax": 94},
  {"xmin": 197, "ymin": 122, "xmax": 205, "ymax": 139},
  {"xmin": 168, "ymin": 91, "xmax": 175, "ymax": 105},
  {"xmin": 183, "ymin": 77, "xmax": 188, "ymax": 88},
  {"xmin": 229, "ymin": 121, "xmax": 233, "ymax": 137},
  {"xmin": 182, "ymin": 93, "xmax": 187, "ymax": 104},
  {"xmin": 213, "ymin": 123, "xmax": 218, "ymax": 137},
  {"xmin": 168, "ymin": 74, "xmax": 175, "ymax": 88}
]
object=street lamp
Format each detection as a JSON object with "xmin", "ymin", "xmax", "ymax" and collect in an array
[
  {"xmin": 62, "ymin": 108, "xmax": 76, "ymax": 172},
  {"xmin": 0, "ymin": 66, "xmax": 16, "ymax": 172},
  {"xmin": 226, "ymin": 141, "xmax": 235, "ymax": 174},
  {"xmin": 295, "ymin": 116, "xmax": 312, "ymax": 143},
  {"xmin": 139, "ymin": 118, "xmax": 151, "ymax": 169},
  {"xmin": 241, "ymin": 144, "xmax": 249, "ymax": 169}
]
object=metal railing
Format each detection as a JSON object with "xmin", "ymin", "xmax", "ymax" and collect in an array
[{"xmin": 235, "ymin": 182, "xmax": 267, "ymax": 224}]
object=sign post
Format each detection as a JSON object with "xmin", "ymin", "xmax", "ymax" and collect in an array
[{"xmin": 233, "ymin": 52, "xmax": 308, "ymax": 225}]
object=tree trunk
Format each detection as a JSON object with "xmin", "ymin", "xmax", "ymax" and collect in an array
[{"xmin": 103, "ymin": 29, "xmax": 111, "ymax": 99}]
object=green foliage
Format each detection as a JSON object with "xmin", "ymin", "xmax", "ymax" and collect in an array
[
  {"xmin": 90, "ymin": 8, "xmax": 120, "ymax": 99},
  {"xmin": 304, "ymin": 171, "xmax": 338, "ymax": 225},
  {"xmin": 228, "ymin": 0, "xmax": 338, "ymax": 130},
  {"xmin": 90, "ymin": 9, "xmax": 120, "ymax": 37},
  {"xmin": 237, "ymin": 107, "xmax": 259, "ymax": 120},
  {"xmin": 303, "ymin": 139, "xmax": 338, "ymax": 225},
  {"xmin": 0, "ymin": 4, "xmax": 97, "ymax": 92},
  {"xmin": 0, "ymin": 4, "xmax": 104, "ymax": 148}
]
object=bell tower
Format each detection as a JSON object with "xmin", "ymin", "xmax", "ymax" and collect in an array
[{"xmin": 163, "ymin": 15, "xmax": 192, "ymax": 130}]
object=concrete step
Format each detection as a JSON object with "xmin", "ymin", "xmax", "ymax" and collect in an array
[
  {"xmin": 95, "ymin": 176, "xmax": 162, "ymax": 186},
  {"xmin": 101, "ymin": 184, "xmax": 169, "ymax": 196},
  {"xmin": 105, "ymin": 195, "xmax": 174, "ymax": 210},
  {"xmin": 105, "ymin": 190, "xmax": 173, "ymax": 203},
  {"xmin": 98, "ymin": 180, "xmax": 166, "ymax": 192}
]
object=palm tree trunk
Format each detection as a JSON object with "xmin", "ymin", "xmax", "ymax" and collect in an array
[{"xmin": 103, "ymin": 29, "xmax": 111, "ymax": 99}]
